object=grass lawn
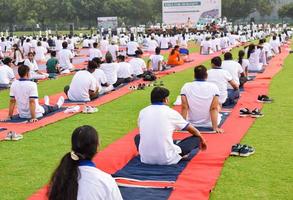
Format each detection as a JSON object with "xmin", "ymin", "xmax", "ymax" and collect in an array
[{"xmin": 210, "ymin": 41, "xmax": 293, "ymax": 200}]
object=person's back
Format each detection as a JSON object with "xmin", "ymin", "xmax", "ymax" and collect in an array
[
  {"xmin": 100, "ymin": 62, "xmax": 120, "ymax": 85},
  {"xmin": 46, "ymin": 57, "xmax": 59, "ymax": 74},
  {"xmin": 117, "ymin": 61, "xmax": 132, "ymax": 79},
  {"xmin": 221, "ymin": 53, "xmax": 243, "ymax": 88},
  {"xmin": 68, "ymin": 70, "xmax": 97, "ymax": 101},
  {"xmin": 89, "ymin": 43, "xmax": 102, "ymax": 61},
  {"xmin": 35, "ymin": 45, "xmax": 47, "ymax": 61},
  {"xmin": 58, "ymin": 46, "xmax": 73, "ymax": 70},
  {"xmin": 108, "ymin": 44, "xmax": 119, "ymax": 61},
  {"xmin": 149, "ymin": 54, "xmax": 164, "ymax": 71},
  {"xmin": 127, "ymin": 41, "xmax": 139, "ymax": 56},
  {"xmin": 0, "ymin": 65, "xmax": 14, "ymax": 86},
  {"xmin": 148, "ymin": 39, "xmax": 158, "ymax": 52}
]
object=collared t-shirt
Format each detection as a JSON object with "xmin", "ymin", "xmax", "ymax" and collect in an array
[
  {"xmin": 68, "ymin": 71, "xmax": 97, "ymax": 102},
  {"xmin": 117, "ymin": 62, "xmax": 132, "ymax": 79},
  {"xmin": 221, "ymin": 60, "xmax": 243, "ymax": 89},
  {"xmin": 10, "ymin": 79, "xmax": 44, "ymax": 119},
  {"xmin": 78, "ymin": 166, "xmax": 123, "ymax": 200},
  {"xmin": 100, "ymin": 63, "xmax": 120, "ymax": 85},
  {"xmin": 0, "ymin": 65, "xmax": 15, "ymax": 84},
  {"xmin": 138, "ymin": 104, "xmax": 189, "ymax": 165},
  {"xmin": 181, "ymin": 81, "xmax": 220, "ymax": 127},
  {"xmin": 149, "ymin": 55, "xmax": 164, "ymax": 71},
  {"xmin": 89, "ymin": 48, "xmax": 103, "ymax": 61},
  {"xmin": 58, "ymin": 49, "xmax": 74, "ymax": 69},
  {"xmin": 129, "ymin": 58, "xmax": 146, "ymax": 76}
]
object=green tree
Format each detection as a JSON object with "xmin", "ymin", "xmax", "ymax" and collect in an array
[{"xmin": 278, "ymin": 3, "xmax": 293, "ymax": 19}]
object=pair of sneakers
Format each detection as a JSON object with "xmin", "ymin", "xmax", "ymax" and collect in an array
[
  {"xmin": 231, "ymin": 144, "xmax": 255, "ymax": 157},
  {"xmin": 5, "ymin": 131, "xmax": 23, "ymax": 141},
  {"xmin": 82, "ymin": 106, "xmax": 98, "ymax": 114},
  {"xmin": 240, "ymin": 108, "xmax": 264, "ymax": 118},
  {"xmin": 257, "ymin": 95, "xmax": 273, "ymax": 103},
  {"xmin": 153, "ymin": 81, "xmax": 164, "ymax": 87},
  {"xmin": 129, "ymin": 83, "xmax": 146, "ymax": 90}
]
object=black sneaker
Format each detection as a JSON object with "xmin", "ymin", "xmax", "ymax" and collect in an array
[
  {"xmin": 231, "ymin": 144, "xmax": 243, "ymax": 156},
  {"xmin": 239, "ymin": 145, "xmax": 255, "ymax": 157},
  {"xmin": 251, "ymin": 108, "xmax": 264, "ymax": 118},
  {"xmin": 257, "ymin": 95, "xmax": 273, "ymax": 103},
  {"xmin": 239, "ymin": 108, "xmax": 252, "ymax": 117},
  {"xmin": 159, "ymin": 81, "xmax": 164, "ymax": 86}
]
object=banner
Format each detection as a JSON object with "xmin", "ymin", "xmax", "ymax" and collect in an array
[
  {"xmin": 97, "ymin": 17, "xmax": 118, "ymax": 30},
  {"xmin": 162, "ymin": 0, "xmax": 222, "ymax": 26}
]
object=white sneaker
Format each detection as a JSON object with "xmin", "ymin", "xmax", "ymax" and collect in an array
[
  {"xmin": 82, "ymin": 106, "xmax": 99, "ymax": 114},
  {"xmin": 64, "ymin": 106, "xmax": 80, "ymax": 114},
  {"xmin": 5, "ymin": 132, "xmax": 23, "ymax": 141},
  {"xmin": 57, "ymin": 96, "xmax": 65, "ymax": 108},
  {"xmin": 44, "ymin": 95, "xmax": 50, "ymax": 106},
  {"xmin": 173, "ymin": 96, "xmax": 182, "ymax": 106}
]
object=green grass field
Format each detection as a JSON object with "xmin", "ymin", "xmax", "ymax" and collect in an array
[{"xmin": 0, "ymin": 41, "xmax": 291, "ymax": 200}]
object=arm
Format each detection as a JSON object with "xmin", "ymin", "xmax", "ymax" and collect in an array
[
  {"xmin": 8, "ymin": 98, "xmax": 16, "ymax": 119},
  {"xmin": 210, "ymin": 96, "xmax": 223, "ymax": 133},
  {"xmin": 185, "ymin": 125, "xmax": 207, "ymax": 151},
  {"xmin": 181, "ymin": 95, "xmax": 189, "ymax": 119},
  {"xmin": 29, "ymin": 98, "xmax": 38, "ymax": 122},
  {"xmin": 147, "ymin": 59, "xmax": 151, "ymax": 70},
  {"xmin": 89, "ymin": 89, "xmax": 99, "ymax": 99},
  {"xmin": 158, "ymin": 60, "xmax": 162, "ymax": 71},
  {"xmin": 229, "ymin": 80, "xmax": 239, "ymax": 90}
]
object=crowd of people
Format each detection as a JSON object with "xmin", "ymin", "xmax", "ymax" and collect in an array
[{"xmin": 0, "ymin": 24, "xmax": 292, "ymax": 199}]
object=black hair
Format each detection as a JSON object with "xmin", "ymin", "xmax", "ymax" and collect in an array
[
  {"xmin": 171, "ymin": 45, "xmax": 180, "ymax": 55},
  {"xmin": 18, "ymin": 65, "xmax": 30, "ymax": 78},
  {"xmin": 135, "ymin": 49, "xmax": 143, "ymax": 57},
  {"xmin": 37, "ymin": 41, "xmax": 42, "ymax": 46},
  {"xmin": 211, "ymin": 57, "xmax": 222, "ymax": 67},
  {"xmin": 117, "ymin": 55, "xmax": 125, "ymax": 62},
  {"xmin": 194, "ymin": 65, "xmax": 208, "ymax": 80},
  {"xmin": 105, "ymin": 52, "xmax": 113, "ymax": 63},
  {"xmin": 151, "ymin": 87, "xmax": 170, "ymax": 104},
  {"xmin": 247, "ymin": 44, "xmax": 255, "ymax": 59},
  {"xmin": 155, "ymin": 47, "xmax": 161, "ymax": 55},
  {"xmin": 224, "ymin": 52, "xmax": 233, "ymax": 60},
  {"xmin": 48, "ymin": 125, "xmax": 99, "ymax": 200},
  {"xmin": 93, "ymin": 42, "xmax": 98, "ymax": 48},
  {"xmin": 87, "ymin": 61, "xmax": 98, "ymax": 70},
  {"xmin": 51, "ymin": 51, "xmax": 57, "ymax": 57},
  {"xmin": 2, "ymin": 57, "xmax": 12, "ymax": 65},
  {"xmin": 62, "ymin": 41, "xmax": 68, "ymax": 49},
  {"xmin": 238, "ymin": 50, "xmax": 245, "ymax": 65},
  {"xmin": 92, "ymin": 57, "xmax": 102, "ymax": 65}
]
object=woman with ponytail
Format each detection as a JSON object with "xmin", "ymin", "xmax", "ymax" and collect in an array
[
  {"xmin": 238, "ymin": 50, "xmax": 249, "ymax": 77},
  {"xmin": 47, "ymin": 125, "xmax": 123, "ymax": 200},
  {"xmin": 247, "ymin": 43, "xmax": 264, "ymax": 72}
]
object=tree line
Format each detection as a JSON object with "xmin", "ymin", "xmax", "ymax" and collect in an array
[{"xmin": 0, "ymin": 0, "xmax": 292, "ymax": 31}]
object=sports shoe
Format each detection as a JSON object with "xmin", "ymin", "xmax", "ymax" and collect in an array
[
  {"xmin": 257, "ymin": 95, "xmax": 273, "ymax": 103},
  {"xmin": 239, "ymin": 108, "xmax": 252, "ymax": 117},
  {"xmin": 5, "ymin": 131, "xmax": 23, "ymax": 141},
  {"xmin": 230, "ymin": 144, "xmax": 243, "ymax": 156},
  {"xmin": 251, "ymin": 108, "xmax": 264, "ymax": 118},
  {"xmin": 82, "ymin": 106, "xmax": 98, "ymax": 114},
  {"xmin": 173, "ymin": 96, "xmax": 182, "ymax": 106},
  {"xmin": 56, "ymin": 96, "xmax": 65, "ymax": 108},
  {"xmin": 44, "ymin": 95, "xmax": 50, "ymax": 106},
  {"xmin": 239, "ymin": 145, "xmax": 255, "ymax": 157},
  {"xmin": 64, "ymin": 106, "xmax": 80, "ymax": 114}
]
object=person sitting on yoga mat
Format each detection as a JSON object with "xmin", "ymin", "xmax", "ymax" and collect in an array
[
  {"xmin": 134, "ymin": 87, "xmax": 207, "ymax": 165},
  {"xmin": 207, "ymin": 57, "xmax": 239, "ymax": 106},
  {"xmin": 89, "ymin": 42, "xmax": 103, "ymax": 61},
  {"xmin": 24, "ymin": 52, "xmax": 49, "ymax": 81},
  {"xmin": 167, "ymin": 45, "xmax": 184, "ymax": 66},
  {"xmin": 46, "ymin": 51, "xmax": 60, "ymax": 79},
  {"xmin": 92, "ymin": 57, "xmax": 114, "ymax": 95},
  {"xmin": 58, "ymin": 41, "xmax": 75, "ymax": 74},
  {"xmin": 147, "ymin": 47, "xmax": 164, "ymax": 71},
  {"xmin": 64, "ymin": 61, "xmax": 99, "ymax": 102},
  {"xmin": 129, "ymin": 49, "xmax": 147, "ymax": 78},
  {"xmin": 200, "ymin": 36, "xmax": 212, "ymax": 55},
  {"xmin": 0, "ymin": 57, "xmax": 15, "ymax": 89},
  {"xmin": 181, "ymin": 65, "xmax": 224, "ymax": 133},
  {"xmin": 115, "ymin": 55, "xmax": 134, "ymax": 87},
  {"xmin": 100, "ymin": 52, "xmax": 120, "ymax": 86},
  {"xmin": 47, "ymin": 125, "xmax": 123, "ymax": 200},
  {"xmin": 247, "ymin": 44, "xmax": 264, "ymax": 72},
  {"xmin": 5, "ymin": 65, "xmax": 64, "ymax": 123},
  {"xmin": 221, "ymin": 52, "xmax": 245, "ymax": 103}
]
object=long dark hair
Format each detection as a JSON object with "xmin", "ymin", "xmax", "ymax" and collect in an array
[
  {"xmin": 47, "ymin": 125, "xmax": 99, "ymax": 200},
  {"xmin": 247, "ymin": 44, "xmax": 255, "ymax": 59},
  {"xmin": 238, "ymin": 50, "xmax": 245, "ymax": 65}
]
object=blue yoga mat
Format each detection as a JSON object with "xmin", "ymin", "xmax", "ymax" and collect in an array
[
  {"xmin": 4, "ymin": 107, "xmax": 66, "ymax": 123},
  {"xmin": 0, "ymin": 128, "xmax": 7, "ymax": 132},
  {"xmin": 118, "ymin": 187, "xmax": 173, "ymax": 200},
  {"xmin": 195, "ymin": 112, "xmax": 230, "ymax": 132}
]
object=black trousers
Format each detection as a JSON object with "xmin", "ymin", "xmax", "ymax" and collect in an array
[
  {"xmin": 42, "ymin": 105, "xmax": 59, "ymax": 116},
  {"xmin": 134, "ymin": 134, "xmax": 200, "ymax": 156}
]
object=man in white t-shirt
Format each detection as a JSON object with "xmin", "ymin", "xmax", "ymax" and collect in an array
[
  {"xmin": 89, "ymin": 42, "xmax": 103, "ymax": 61},
  {"xmin": 0, "ymin": 57, "xmax": 15, "ymax": 88},
  {"xmin": 200, "ymin": 37, "xmax": 212, "ymax": 55},
  {"xmin": 129, "ymin": 49, "xmax": 147, "ymax": 77},
  {"xmin": 100, "ymin": 52, "xmax": 120, "ymax": 86},
  {"xmin": 6, "ymin": 65, "xmax": 64, "ymax": 123},
  {"xmin": 207, "ymin": 57, "xmax": 239, "ymax": 105},
  {"xmin": 24, "ymin": 52, "xmax": 49, "ymax": 80},
  {"xmin": 65, "ymin": 61, "xmax": 99, "ymax": 102},
  {"xmin": 221, "ymin": 52, "xmax": 244, "ymax": 103},
  {"xmin": 135, "ymin": 87, "xmax": 207, "ymax": 165},
  {"xmin": 23, "ymin": 38, "xmax": 32, "ymax": 56},
  {"xmin": 270, "ymin": 35, "xmax": 281, "ymax": 55},
  {"xmin": 147, "ymin": 47, "xmax": 164, "ymax": 71},
  {"xmin": 58, "ymin": 42, "xmax": 75, "ymax": 72},
  {"xmin": 100, "ymin": 37, "xmax": 109, "ymax": 52},
  {"xmin": 127, "ymin": 35, "xmax": 139, "ymax": 56},
  {"xmin": 148, "ymin": 36, "xmax": 159, "ymax": 53},
  {"xmin": 115, "ymin": 55, "xmax": 133, "ymax": 87},
  {"xmin": 108, "ymin": 41, "xmax": 119, "ymax": 61},
  {"xmin": 159, "ymin": 34, "xmax": 170, "ymax": 50},
  {"xmin": 181, "ymin": 65, "xmax": 223, "ymax": 133}
]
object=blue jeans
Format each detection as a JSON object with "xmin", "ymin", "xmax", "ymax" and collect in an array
[{"xmin": 224, "ymin": 89, "xmax": 240, "ymax": 106}]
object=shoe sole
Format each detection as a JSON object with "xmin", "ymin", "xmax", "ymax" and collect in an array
[
  {"xmin": 251, "ymin": 115, "xmax": 264, "ymax": 118},
  {"xmin": 257, "ymin": 100, "xmax": 272, "ymax": 103},
  {"xmin": 230, "ymin": 152, "xmax": 240, "ymax": 156},
  {"xmin": 239, "ymin": 114, "xmax": 251, "ymax": 117},
  {"xmin": 239, "ymin": 152, "xmax": 253, "ymax": 157}
]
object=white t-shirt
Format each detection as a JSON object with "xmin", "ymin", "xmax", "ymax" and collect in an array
[
  {"xmin": 129, "ymin": 58, "xmax": 146, "ymax": 76},
  {"xmin": 24, "ymin": 59, "xmax": 39, "ymax": 75},
  {"xmin": 0, "ymin": 65, "xmax": 15, "ymax": 84},
  {"xmin": 100, "ymin": 63, "xmax": 120, "ymax": 85},
  {"xmin": 270, "ymin": 39, "xmax": 280, "ymax": 54},
  {"xmin": 58, "ymin": 49, "xmax": 74, "ymax": 70},
  {"xmin": 221, "ymin": 60, "xmax": 243, "ymax": 89},
  {"xmin": 160, "ymin": 38, "xmax": 169, "ymax": 49},
  {"xmin": 200, "ymin": 40, "xmax": 212, "ymax": 55},
  {"xmin": 23, "ymin": 42, "xmax": 32, "ymax": 55},
  {"xmin": 68, "ymin": 71, "xmax": 97, "ymax": 102},
  {"xmin": 240, "ymin": 59, "xmax": 249, "ymax": 72},
  {"xmin": 138, "ymin": 104, "xmax": 189, "ymax": 165},
  {"xmin": 89, "ymin": 48, "xmax": 103, "ymax": 61},
  {"xmin": 10, "ymin": 79, "xmax": 44, "ymax": 119},
  {"xmin": 181, "ymin": 81, "xmax": 220, "ymax": 127},
  {"xmin": 108, "ymin": 45, "xmax": 119, "ymax": 61},
  {"xmin": 35, "ymin": 46, "xmax": 47, "ymax": 61},
  {"xmin": 117, "ymin": 62, "xmax": 132, "ymax": 79},
  {"xmin": 149, "ymin": 55, "xmax": 164, "ymax": 71},
  {"xmin": 148, "ymin": 40, "xmax": 158, "ymax": 52},
  {"xmin": 92, "ymin": 69, "xmax": 108, "ymax": 92},
  {"xmin": 77, "ymin": 166, "xmax": 123, "ymax": 200},
  {"xmin": 207, "ymin": 68, "xmax": 233, "ymax": 104},
  {"xmin": 127, "ymin": 41, "xmax": 139, "ymax": 55},
  {"xmin": 248, "ymin": 49, "xmax": 263, "ymax": 71},
  {"xmin": 100, "ymin": 40, "xmax": 109, "ymax": 52}
]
